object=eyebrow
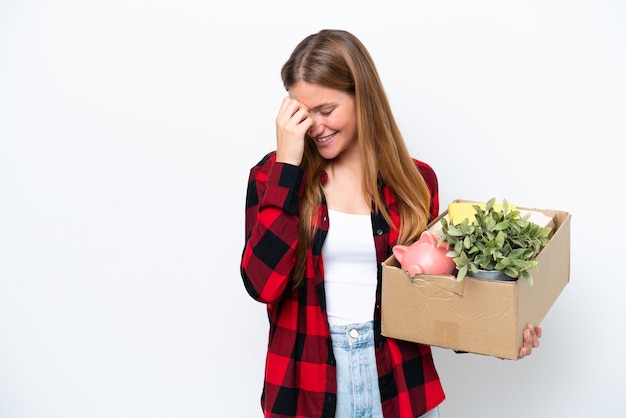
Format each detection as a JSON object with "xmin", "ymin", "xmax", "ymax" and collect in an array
[{"xmin": 309, "ymin": 102, "xmax": 335, "ymax": 111}]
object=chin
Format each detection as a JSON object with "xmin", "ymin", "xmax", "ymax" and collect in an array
[{"xmin": 317, "ymin": 149, "xmax": 339, "ymax": 161}]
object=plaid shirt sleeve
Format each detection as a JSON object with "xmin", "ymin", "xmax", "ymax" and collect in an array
[{"xmin": 241, "ymin": 152, "xmax": 304, "ymax": 303}]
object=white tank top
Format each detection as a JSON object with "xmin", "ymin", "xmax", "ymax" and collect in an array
[{"xmin": 322, "ymin": 209, "xmax": 378, "ymax": 326}]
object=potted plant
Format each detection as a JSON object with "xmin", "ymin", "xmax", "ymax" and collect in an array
[{"xmin": 436, "ymin": 198, "xmax": 552, "ymax": 286}]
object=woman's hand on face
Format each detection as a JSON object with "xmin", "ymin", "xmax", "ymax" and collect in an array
[
  {"xmin": 517, "ymin": 323, "xmax": 542, "ymax": 359},
  {"xmin": 275, "ymin": 97, "xmax": 313, "ymax": 166}
]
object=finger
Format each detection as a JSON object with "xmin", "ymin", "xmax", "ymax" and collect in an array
[
  {"xmin": 286, "ymin": 105, "xmax": 312, "ymax": 133},
  {"xmin": 287, "ymin": 99, "xmax": 309, "ymax": 119},
  {"xmin": 282, "ymin": 105, "xmax": 311, "ymax": 132},
  {"xmin": 525, "ymin": 330, "xmax": 533, "ymax": 352},
  {"xmin": 524, "ymin": 327, "xmax": 533, "ymax": 343},
  {"xmin": 291, "ymin": 106, "xmax": 309, "ymax": 125},
  {"xmin": 526, "ymin": 324, "xmax": 541, "ymax": 348},
  {"xmin": 277, "ymin": 98, "xmax": 301, "ymax": 123},
  {"xmin": 518, "ymin": 328, "xmax": 533, "ymax": 359},
  {"xmin": 277, "ymin": 97, "xmax": 294, "ymax": 116},
  {"xmin": 518, "ymin": 346, "xmax": 529, "ymax": 359}
]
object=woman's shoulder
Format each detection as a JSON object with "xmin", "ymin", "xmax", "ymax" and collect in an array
[
  {"xmin": 411, "ymin": 158, "xmax": 437, "ymax": 185},
  {"xmin": 411, "ymin": 157, "xmax": 439, "ymax": 218},
  {"xmin": 411, "ymin": 157, "xmax": 434, "ymax": 172}
]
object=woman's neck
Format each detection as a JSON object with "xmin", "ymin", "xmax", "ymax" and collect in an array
[{"xmin": 323, "ymin": 159, "xmax": 371, "ymax": 215}]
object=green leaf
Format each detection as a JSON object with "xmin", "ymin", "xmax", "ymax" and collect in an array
[
  {"xmin": 519, "ymin": 270, "xmax": 533, "ymax": 286},
  {"xmin": 494, "ymin": 221, "xmax": 509, "ymax": 231},
  {"xmin": 457, "ymin": 265, "xmax": 468, "ymax": 281}
]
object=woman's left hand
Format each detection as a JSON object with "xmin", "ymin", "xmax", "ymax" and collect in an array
[{"xmin": 518, "ymin": 323, "xmax": 542, "ymax": 359}]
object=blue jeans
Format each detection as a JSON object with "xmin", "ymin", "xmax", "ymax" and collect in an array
[{"xmin": 330, "ymin": 321, "xmax": 440, "ymax": 418}]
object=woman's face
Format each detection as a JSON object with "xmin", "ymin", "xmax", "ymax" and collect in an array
[{"xmin": 289, "ymin": 81, "xmax": 358, "ymax": 161}]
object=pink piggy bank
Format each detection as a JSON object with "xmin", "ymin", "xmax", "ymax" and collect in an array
[{"xmin": 392, "ymin": 231, "xmax": 456, "ymax": 276}]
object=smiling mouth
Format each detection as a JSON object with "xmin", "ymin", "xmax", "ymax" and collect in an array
[{"xmin": 315, "ymin": 133, "xmax": 336, "ymax": 143}]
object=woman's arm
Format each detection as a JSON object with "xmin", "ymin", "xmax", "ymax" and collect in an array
[{"xmin": 240, "ymin": 153, "xmax": 304, "ymax": 304}]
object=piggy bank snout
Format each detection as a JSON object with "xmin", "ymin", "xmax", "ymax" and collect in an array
[{"xmin": 392, "ymin": 232, "xmax": 456, "ymax": 276}]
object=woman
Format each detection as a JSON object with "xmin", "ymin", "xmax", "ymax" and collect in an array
[{"xmin": 241, "ymin": 29, "xmax": 541, "ymax": 418}]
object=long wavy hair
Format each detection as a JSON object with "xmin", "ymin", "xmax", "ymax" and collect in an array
[{"xmin": 281, "ymin": 29, "xmax": 431, "ymax": 288}]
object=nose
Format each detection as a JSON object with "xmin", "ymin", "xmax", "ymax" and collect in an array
[{"xmin": 308, "ymin": 114, "xmax": 324, "ymax": 137}]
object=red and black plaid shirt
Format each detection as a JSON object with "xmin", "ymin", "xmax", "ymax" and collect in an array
[{"xmin": 241, "ymin": 152, "xmax": 445, "ymax": 418}]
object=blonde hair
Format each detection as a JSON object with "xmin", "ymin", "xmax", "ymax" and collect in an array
[{"xmin": 281, "ymin": 29, "xmax": 431, "ymax": 287}]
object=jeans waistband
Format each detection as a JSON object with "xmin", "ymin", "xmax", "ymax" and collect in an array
[{"xmin": 329, "ymin": 320, "xmax": 375, "ymax": 347}]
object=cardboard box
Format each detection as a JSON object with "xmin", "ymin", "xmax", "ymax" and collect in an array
[{"xmin": 381, "ymin": 204, "xmax": 571, "ymax": 359}]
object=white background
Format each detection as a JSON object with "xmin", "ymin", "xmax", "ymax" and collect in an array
[{"xmin": 1, "ymin": 1, "xmax": 625, "ymax": 417}]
